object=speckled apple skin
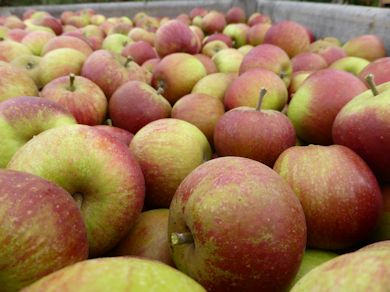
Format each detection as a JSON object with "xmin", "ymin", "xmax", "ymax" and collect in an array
[
  {"xmin": 0, "ymin": 96, "xmax": 76, "ymax": 167},
  {"xmin": 169, "ymin": 156, "xmax": 307, "ymax": 292},
  {"xmin": 94, "ymin": 125, "xmax": 134, "ymax": 146},
  {"xmin": 7, "ymin": 124, "xmax": 145, "ymax": 257},
  {"xmin": 358, "ymin": 57, "xmax": 390, "ymax": 86},
  {"xmin": 274, "ymin": 145, "xmax": 383, "ymax": 250},
  {"xmin": 22, "ymin": 257, "xmax": 206, "ymax": 292},
  {"xmin": 287, "ymin": 68, "xmax": 367, "ymax": 145},
  {"xmin": 0, "ymin": 169, "xmax": 88, "ymax": 292}
]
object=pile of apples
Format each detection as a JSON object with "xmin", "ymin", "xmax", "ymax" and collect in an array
[{"xmin": 0, "ymin": 4, "xmax": 389, "ymax": 292}]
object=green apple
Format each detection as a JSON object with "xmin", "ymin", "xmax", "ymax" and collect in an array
[
  {"xmin": 212, "ymin": 48, "xmax": 244, "ymax": 73},
  {"xmin": 329, "ymin": 56, "xmax": 370, "ymax": 76},
  {"xmin": 102, "ymin": 33, "xmax": 132, "ymax": 54},
  {"xmin": 222, "ymin": 23, "xmax": 249, "ymax": 48},
  {"xmin": 191, "ymin": 72, "xmax": 237, "ymax": 101}
]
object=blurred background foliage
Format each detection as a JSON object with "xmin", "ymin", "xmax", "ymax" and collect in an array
[{"xmin": 0, "ymin": 0, "xmax": 382, "ymax": 7}]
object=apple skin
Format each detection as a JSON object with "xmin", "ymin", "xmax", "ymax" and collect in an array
[
  {"xmin": 154, "ymin": 20, "xmax": 200, "ymax": 58},
  {"xmin": 264, "ymin": 21, "xmax": 310, "ymax": 57},
  {"xmin": 109, "ymin": 80, "xmax": 171, "ymax": 133},
  {"xmin": 171, "ymin": 93, "xmax": 225, "ymax": 145},
  {"xmin": 239, "ymin": 44, "xmax": 292, "ymax": 87},
  {"xmin": 128, "ymin": 27, "xmax": 155, "ymax": 46},
  {"xmin": 287, "ymin": 68, "xmax": 367, "ymax": 145},
  {"xmin": 130, "ymin": 118, "xmax": 211, "ymax": 208},
  {"xmin": 203, "ymin": 33, "xmax": 233, "ymax": 47},
  {"xmin": 39, "ymin": 48, "xmax": 86, "ymax": 87},
  {"xmin": 111, "ymin": 209, "xmax": 174, "ymax": 267},
  {"xmin": 201, "ymin": 40, "xmax": 229, "ymax": 58},
  {"xmin": 288, "ymin": 70, "xmax": 313, "ymax": 101},
  {"xmin": 11, "ymin": 55, "xmax": 42, "ymax": 88},
  {"xmin": 94, "ymin": 125, "xmax": 134, "ymax": 146},
  {"xmin": 291, "ymin": 52, "xmax": 327, "ymax": 72},
  {"xmin": 108, "ymin": 23, "xmax": 133, "ymax": 35},
  {"xmin": 22, "ymin": 257, "xmax": 206, "ymax": 292},
  {"xmin": 81, "ymin": 49, "xmax": 151, "ymax": 98},
  {"xmin": 190, "ymin": 25, "xmax": 204, "ymax": 43},
  {"xmin": 222, "ymin": 23, "xmax": 249, "ymax": 48},
  {"xmin": 214, "ymin": 106, "xmax": 296, "ymax": 167},
  {"xmin": 21, "ymin": 30, "xmax": 55, "ymax": 56},
  {"xmin": 311, "ymin": 44, "xmax": 347, "ymax": 65},
  {"xmin": 343, "ymin": 34, "xmax": 385, "ymax": 61},
  {"xmin": 102, "ymin": 33, "xmax": 131, "ymax": 55},
  {"xmin": 370, "ymin": 186, "xmax": 390, "ymax": 241},
  {"xmin": 224, "ymin": 68, "xmax": 288, "ymax": 111},
  {"xmin": 169, "ymin": 156, "xmax": 307, "ymax": 292},
  {"xmin": 121, "ymin": 40, "xmax": 157, "ymax": 65},
  {"xmin": 212, "ymin": 48, "xmax": 244, "ymax": 73},
  {"xmin": 31, "ymin": 15, "xmax": 62, "ymax": 35},
  {"xmin": 274, "ymin": 144, "xmax": 383, "ymax": 250},
  {"xmin": 289, "ymin": 249, "xmax": 338, "ymax": 288},
  {"xmin": 0, "ymin": 61, "xmax": 38, "ymax": 102},
  {"xmin": 332, "ymin": 84, "xmax": 390, "ymax": 183},
  {"xmin": 151, "ymin": 53, "xmax": 207, "ymax": 104},
  {"xmin": 7, "ymin": 124, "xmax": 145, "ymax": 257},
  {"xmin": 226, "ymin": 7, "xmax": 246, "ymax": 23},
  {"xmin": 0, "ymin": 169, "xmax": 88, "ymax": 292},
  {"xmin": 6, "ymin": 28, "xmax": 29, "ymax": 42},
  {"xmin": 201, "ymin": 11, "xmax": 227, "ymax": 35},
  {"xmin": 142, "ymin": 57, "xmax": 160, "ymax": 74},
  {"xmin": 0, "ymin": 40, "xmax": 32, "ymax": 62},
  {"xmin": 329, "ymin": 56, "xmax": 370, "ymax": 76},
  {"xmin": 192, "ymin": 72, "xmax": 237, "ymax": 101},
  {"xmin": 291, "ymin": 244, "xmax": 390, "ymax": 291},
  {"xmin": 41, "ymin": 35, "xmax": 93, "ymax": 57},
  {"xmin": 194, "ymin": 53, "xmax": 217, "ymax": 74},
  {"xmin": 358, "ymin": 57, "xmax": 390, "ymax": 86},
  {"xmin": 246, "ymin": 23, "xmax": 271, "ymax": 46},
  {"xmin": 40, "ymin": 74, "xmax": 107, "ymax": 126},
  {"xmin": 190, "ymin": 7, "xmax": 208, "ymax": 18},
  {"xmin": 248, "ymin": 13, "xmax": 272, "ymax": 26}
]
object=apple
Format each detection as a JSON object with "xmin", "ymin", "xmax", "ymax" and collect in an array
[
  {"xmin": 94, "ymin": 124, "xmax": 134, "ymax": 146},
  {"xmin": 108, "ymin": 22, "xmax": 133, "ymax": 35},
  {"xmin": 311, "ymin": 44, "xmax": 347, "ymax": 65},
  {"xmin": 102, "ymin": 33, "xmax": 131, "ymax": 54},
  {"xmin": 130, "ymin": 118, "xmax": 211, "ymax": 208},
  {"xmin": 41, "ymin": 35, "xmax": 93, "ymax": 57},
  {"xmin": 176, "ymin": 13, "xmax": 191, "ymax": 26},
  {"xmin": 40, "ymin": 74, "xmax": 107, "ymax": 126},
  {"xmin": 289, "ymin": 249, "xmax": 338, "ymax": 288},
  {"xmin": 329, "ymin": 56, "xmax": 370, "ymax": 76},
  {"xmin": 6, "ymin": 28, "xmax": 29, "ymax": 42},
  {"xmin": 171, "ymin": 93, "xmax": 225, "ymax": 144},
  {"xmin": 90, "ymin": 14, "xmax": 106, "ymax": 26},
  {"xmin": 287, "ymin": 68, "xmax": 367, "ymax": 145},
  {"xmin": 169, "ymin": 156, "xmax": 306, "ymax": 291},
  {"xmin": 21, "ymin": 30, "xmax": 55, "ymax": 56},
  {"xmin": 226, "ymin": 6, "xmax": 246, "ymax": 24},
  {"xmin": 358, "ymin": 57, "xmax": 390, "ymax": 86},
  {"xmin": 215, "ymin": 88, "xmax": 296, "ymax": 166},
  {"xmin": 109, "ymin": 80, "xmax": 171, "ymax": 133},
  {"xmin": 0, "ymin": 95, "xmax": 76, "ymax": 168},
  {"xmin": 222, "ymin": 23, "xmax": 249, "ymax": 48},
  {"xmin": 10, "ymin": 55, "xmax": 42, "ymax": 88},
  {"xmin": 81, "ymin": 50, "xmax": 151, "ymax": 98},
  {"xmin": 111, "ymin": 209, "xmax": 174, "ymax": 266},
  {"xmin": 248, "ymin": 12, "xmax": 272, "ymax": 26},
  {"xmin": 39, "ymin": 48, "xmax": 86, "ymax": 87},
  {"xmin": 224, "ymin": 68, "xmax": 288, "ymax": 111},
  {"xmin": 332, "ymin": 75, "xmax": 390, "ymax": 183},
  {"xmin": 65, "ymin": 15, "xmax": 89, "ymax": 29},
  {"xmin": 3, "ymin": 15, "xmax": 25, "ymax": 29},
  {"xmin": 246, "ymin": 23, "xmax": 271, "ymax": 46},
  {"xmin": 291, "ymin": 243, "xmax": 390, "ymax": 291},
  {"xmin": 288, "ymin": 70, "xmax": 313, "ymax": 101},
  {"xmin": 343, "ymin": 34, "xmax": 386, "ymax": 61},
  {"xmin": 142, "ymin": 57, "xmax": 160, "ymax": 74},
  {"xmin": 190, "ymin": 7, "xmax": 208, "ymax": 18},
  {"xmin": 121, "ymin": 40, "xmax": 157, "ymax": 65},
  {"xmin": 154, "ymin": 20, "xmax": 200, "ymax": 58},
  {"xmin": 264, "ymin": 20, "xmax": 310, "ymax": 57},
  {"xmin": 151, "ymin": 53, "xmax": 207, "ymax": 104},
  {"xmin": 7, "ymin": 124, "xmax": 145, "ymax": 257},
  {"xmin": 212, "ymin": 48, "xmax": 244, "ymax": 73},
  {"xmin": 371, "ymin": 185, "xmax": 390, "ymax": 241},
  {"xmin": 237, "ymin": 44, "xmax": 253, "ymax": 55},
  {"xmin": 30, "ymin": 15, "xmax": 62, "ymax": 35},
  {"xmin": 192, "ymin": 15, "xmax": 203, "ymax": 28},
  {"xmin": 203, "ymin": 33, "xmax": 233, "ymax": 47},
  {"xmin": 291, "ymin": 52, "xmax": 328, "ymax": 72},
  {"xmin": 0, "ymin": 61, "xmax": 38, "ymax": 102},
  {"xmin": 274, "ymin": 144, "xmax": 382, "ymax": 250},
  {"xmin": 194, "ymin": 53, "xmax": 217, "ymax": 74},
  {"xmin": 304, "ymin": 26, "xmax": 316, "ymax": 43},
  {"xmin": 201, "ymin": 40, "xmax": 229, "ymax": 58},
  {"xmin": 239, "ymin": 44, "xmax": 292, "ymax": 87},
  {"xmin": 201, "ymin": 11, "xmax": 226, "ymax": 34},
  {"xmin": 0, "ymin": 25, "xmax": 9, "ymax": 40},
  {"xmin": 322, "ymin": 36, "xmax": 341, "ymax": 46},
  {"xmin": 0, "ymin": 40, "xmax": 32, "ymax": 62},
  {"xmin": 192, "ymin": 72, "xmax": 237, "ymax": 101},
  {"xmin": 0, "ymin": 169, "xmax": 88, "ymax": 292},
  {"xmin": 22, "ymin": 257, "xmax": 206, "ymax": 292},
  {"xmin": 128, "ymin": 27, "xmax": 155, "ymax": 46}
]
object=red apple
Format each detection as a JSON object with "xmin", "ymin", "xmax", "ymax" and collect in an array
[
  {"xmin": 6, "ymin": 28, "xmax": 28, "ymax": 42},
  {"xmin": 142, "ymin": 57, "xmax": 160, "ymax": 74},
  {"xmin": 41, "ymin": 35, "xmax": 93, "ymax": 57},
  {"xmin": 128, "ymin": 27, "xmax": 155, "ymax": 46},
  {"xmin": 226, "ymin": 7, "xmax": 246, "ymax": 24},
  {"xmin": 203, "ymin": 33, "xmax": 233, "ymax": 47},
  {"xmin": 201, "ymin": 11, "xmax": 226, "ymax": 35},
  {"xmin": 246, "ymin": 23, "xmax": 271, "ymax": 46},
  {"xmin": 248, "ymin": 12, "xmax": 272, "ymax": 26},
  {"xmin": 201, "ymin": 40, "xmax": 229, "ymax": 58},
  {"xmin": 94, "ymin": 125, "xmax": 134, "ymax": 146},
  {"xmin": 194, "ymin": 53, "xmax": 217, "ymax": 74},
  {"xmin": 358, "ymin": 57, "xmax": 390, "ymax": 86},
  {"xmin": 291, "ymin": 52, "xmax": 328, "ymax": 72},
  {"xmin": 343, "ymin": 34, "xmax": 385, "ymax": 61},
  {"xmin": 121, "ymin": 40, "xmax": 157, "ymax": 65},
  {"xmin": 190, "ymin": 7, "xmax": 208, "ymax": 19}
]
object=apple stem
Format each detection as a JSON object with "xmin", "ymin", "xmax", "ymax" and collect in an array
[
  {"xmin": 365, "ymin": 74, "xmax": 378, "ymax": 96},
  {"xmin": 69, "ymin": 73, "xmax": 76, "ymax": 92},
  {"xmin": 124, "ymin": 56, "xmax": 133, "ymax": 67},
  {"xmin": 73, "ymin": 192, "xmax": 83, "ymax": 209},
  {"xmin": 156, "ymin": 87, "xmax": 164, "ymax": 95},
  {"xmin": 171, "ymin": 232, "xmax": 194, "ymax": 246},
  {"xmin": 256, "ymin": 88, "xmax": 267, "ymax": 111},
  {"xmin": 105, "ymin": 118, "xmax": 113, "ymax": 126}
]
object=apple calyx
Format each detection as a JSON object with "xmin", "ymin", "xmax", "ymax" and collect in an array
[
  {"xmin": 170, "ymin": 232, "xmax": 194, "ymax": 246},
  {"xmin": 68, "ymin": 73, "xmax": 76, "ymax": 92},
  {"xmin": 124, "ymin": 56, "xmax": 133, "ymax": 67},
  {"xmin": 26, "ymin": 62, "xmax": 35, "ymax": 70},
  {"xmin": 279, "ymin": 71, "xmax": 288, "ymax": 80},
  {"xmin": 105, "ymin": 118, "xmax": 113, "ymax": 126},
  {"xmin": 256, "ymin": 87, "xmax": 267, "ymax": 111},
  {"xmin": 73, "ymin": 192, "xmax": 83, "ymax": 209},
  {"xmin": 365, "ymin": 73, "xmax": 378, "ymax": 96}
]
